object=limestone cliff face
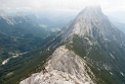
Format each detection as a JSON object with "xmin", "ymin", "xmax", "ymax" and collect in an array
[
  {"xmin": 20, "ymin": 46, "xmax": 95, "ymax": 84},
  {"xmin": 61, "ymin": 6, "xmax": 120, "ymax": 42}
]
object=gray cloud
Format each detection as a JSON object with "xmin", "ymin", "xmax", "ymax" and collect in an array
[
  {"xmin": 0, "ymin": 0, "xmax": 125, "ymax": 23},
  {"xmin": 0, "ymin": 0, "xmax": 125, "ymax": 12}
]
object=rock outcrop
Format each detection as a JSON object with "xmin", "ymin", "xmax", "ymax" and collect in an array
[{"xmin": 20, "ymin": 46, "xmax": 95, "ymax": 84}]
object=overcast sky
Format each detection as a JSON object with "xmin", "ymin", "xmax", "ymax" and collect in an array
[
  {"xmin": 0, "ymin": 0, "xmax": 125, "ymax": 22},
  {"xmin": 0, "ymin": 0, "xmax": 125, "ymax": 12}
]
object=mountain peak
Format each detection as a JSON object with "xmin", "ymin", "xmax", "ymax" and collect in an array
[
  {"xmin": 20, "ymin": 5, "xmax": 125, "ymax": 84},
  {"xmin": 78, "ymin": 5, "xmax": 102, "ymax": 16},
  {"xmin": 62, "ymin": 6, "xmax": 113, "ymax": 39},
  {"xmin": 85, "ymin": 5, "xmax": 101, "ymax": 11}
]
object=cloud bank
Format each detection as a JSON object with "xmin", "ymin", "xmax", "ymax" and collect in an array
[
  {"xmin": 0, "ymin": 0, "xmax": 125, "ymax": 23},
  {"xmin": 0, "ymin": 0, "xmax": 125, "ymax": 12}
]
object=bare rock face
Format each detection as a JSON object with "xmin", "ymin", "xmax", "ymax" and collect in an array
[
  {"xmin": 20, "ymin": 46, "xmax": 95, "ymax": 84},
  {"xmin": 61, "ymin": 6, "xmax": 118, "ymax": 41}
]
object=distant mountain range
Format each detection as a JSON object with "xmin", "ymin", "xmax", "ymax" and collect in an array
[
  {"xmin": 113, "ymin": 21, "xmax": 125, "ymax": 33},
  {"xmin": 0, "ymin": 10, "xmax": 62, "ymax": 65}
]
